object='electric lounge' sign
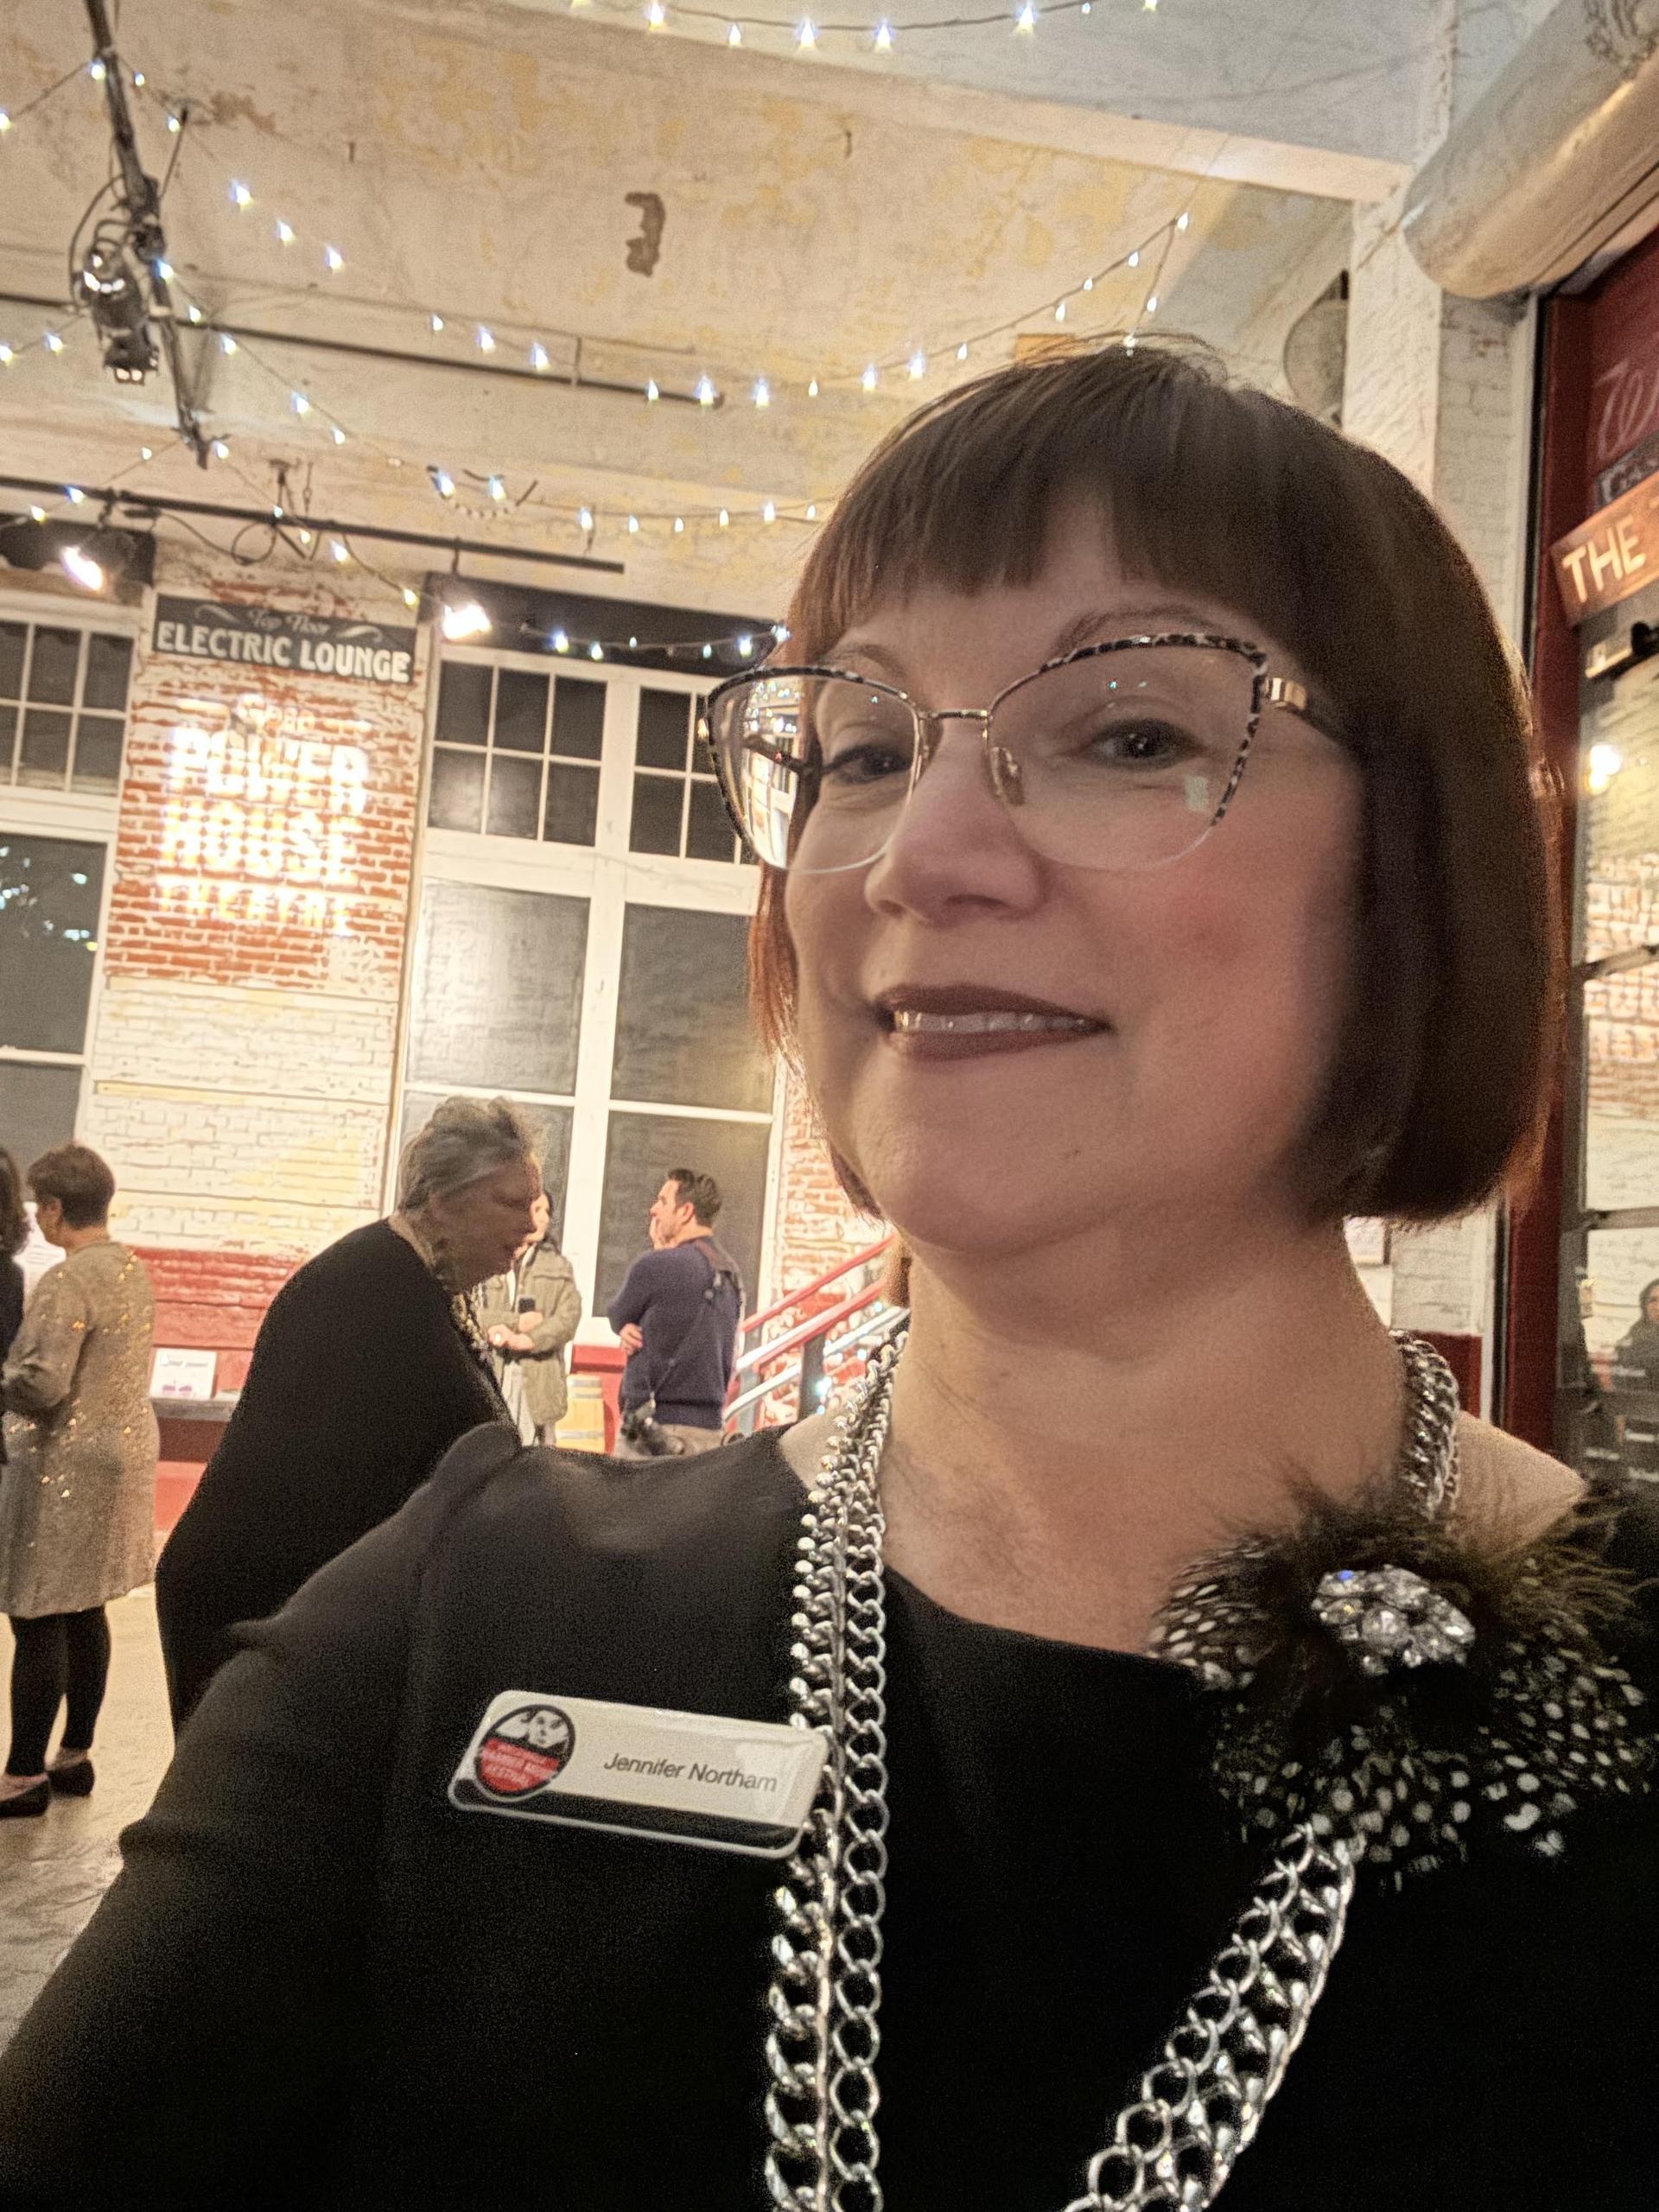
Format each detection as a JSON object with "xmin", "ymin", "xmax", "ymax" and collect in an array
[{"xmin": 152, "ymin": 597, "xmax": 416, "ymax": 684}]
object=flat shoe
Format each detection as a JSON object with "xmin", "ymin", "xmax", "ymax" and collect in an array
[
  {"xmin": 48, "ymin": 1757, "xmax": 94, "ymax": 1798},
  {"xmin": 0, "ymin": 1778, "xmax": 49, "ymax": 1819}
]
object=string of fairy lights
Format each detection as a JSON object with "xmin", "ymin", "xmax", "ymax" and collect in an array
[{"xmin": 2, "ymin": 15, "xmax": 1187, "ymax": 647}]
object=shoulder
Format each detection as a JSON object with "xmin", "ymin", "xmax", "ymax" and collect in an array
[
  {"xmin": 1452, "ymin": 1414, "xmax": 1586, "ymax": 1548},
  {"xmin": 281, "ymin": 1221, "xmax": 423, "ymax": 1304}
]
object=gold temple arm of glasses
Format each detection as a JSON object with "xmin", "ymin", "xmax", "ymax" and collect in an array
[{"xmin": 1264, "ymin": 676, "xmax": 1309, "ymax": 715}]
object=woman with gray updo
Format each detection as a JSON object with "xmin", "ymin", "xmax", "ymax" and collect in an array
[{"xmin": 155, "ymin": 1096, "xmax": 539, "ymax": 1727}]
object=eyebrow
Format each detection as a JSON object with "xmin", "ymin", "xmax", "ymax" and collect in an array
[{"xmin": 830, "ymin": 605, "xmax": 1230, "ymax": 683}]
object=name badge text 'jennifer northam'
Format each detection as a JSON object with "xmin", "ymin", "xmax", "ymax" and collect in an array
[{"xmin": 448, "ymin": 1689, "xmax": 829, "ymax": 1857}]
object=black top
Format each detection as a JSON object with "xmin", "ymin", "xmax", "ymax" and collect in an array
[
  {"xmin": 0, "ymin": 1255, "xmax": 22, "ymax": 1467},
  {"xmin": 2, "ymin": 1427, "xmax": 1656, "ymax": 2210},
  {"xmin": 152, "ymin": 1220, "xmax": 507, "ymax": 1727},
  {"xmin": 607, "ymin": 1236, "xmax": 742, "ymax": 1426}
]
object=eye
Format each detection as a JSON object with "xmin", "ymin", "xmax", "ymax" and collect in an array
[
  {"xmin": 818, "ymin": 734, "xmax": 912, "ymax": 785},
  {"xmin": 1080, "ymin": 715, "xmax": 1197, "ymax": 766}
]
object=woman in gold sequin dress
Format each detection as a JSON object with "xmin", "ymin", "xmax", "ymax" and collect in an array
[{"xmin": 0, "ymin": 1144, "xmax": 158, "ymax": 1818}]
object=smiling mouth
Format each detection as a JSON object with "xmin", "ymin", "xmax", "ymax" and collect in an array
[
  {"xmin": 875, "ymin": 987, "xmax": 1107, "ymax": 1058},
  {"xmin": 890, "ymin": 1008, "xmax": 1096, "ymax": 1037}
]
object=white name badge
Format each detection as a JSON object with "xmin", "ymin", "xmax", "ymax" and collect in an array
[{"xmin": 448, "ymin": 1689, "xmax": 829, "ymax": 1858}]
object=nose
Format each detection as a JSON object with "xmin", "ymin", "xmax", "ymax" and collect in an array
[{"xmin": 865, "ymin": 716, "xmax": 1045, "ymax": 923}]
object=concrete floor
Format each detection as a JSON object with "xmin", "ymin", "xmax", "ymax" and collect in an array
[{"xmin": 0, "ymin": 1586, "xmax": 174, "ymax": 2048}]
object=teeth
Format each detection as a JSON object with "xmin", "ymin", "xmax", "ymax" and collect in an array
[{"xmin": 891, "ymin": 1009, "xmax": 1093, "ymax": 1035}]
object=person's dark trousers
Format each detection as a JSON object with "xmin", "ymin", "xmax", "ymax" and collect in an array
[{"xmin": 5, "ymin": 1608, "xmax": 111, "ymax": 1774}]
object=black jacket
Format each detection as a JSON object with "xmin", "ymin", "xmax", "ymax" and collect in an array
[
  {"xmin": 1, "ymin": 1425, "xmax": 1656, "ymax": 2211},
  {"xmin": 153, "ymin": 1220, "xmax": 505, "ymax": 1726}
]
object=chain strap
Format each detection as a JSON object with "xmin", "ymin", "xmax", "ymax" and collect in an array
[{"xmin": 764, "ymin": 1331, "xmax": 1460, "ymax": 2212}]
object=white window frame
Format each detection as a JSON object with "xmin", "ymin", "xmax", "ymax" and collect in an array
[
  {"xmin": 396, "ymin": 653, "xmax": 781, "ymax": 1338},
  {"xmin": 0, "ymin": 589, "xmax": 136, "ymax": 1145}
]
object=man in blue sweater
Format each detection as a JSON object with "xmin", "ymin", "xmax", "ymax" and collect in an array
[{"xmin": 607, "ymin": 1170, "xmax": 743, "ymax": 1456}]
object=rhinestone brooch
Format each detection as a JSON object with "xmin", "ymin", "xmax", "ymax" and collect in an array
[{"xmin": 1311, "ymin": 1565, "xmax": 1477, "ymax": 1676}]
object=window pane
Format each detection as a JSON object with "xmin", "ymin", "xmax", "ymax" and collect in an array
[
  {"xmin": 1578, "ymin": 656, "xmax": 1659, "ymax": 963},
  {"xmin": 0, "ymin": 702, "xmax": 16, "ymax": 780},
  {"xmin": 71, "ymin": 715, "xmax": 124, "ymax": 792},
  {"xmin": 611, "ymin": 904, "xmax": 772, "ymax": 1112},
  {"xmin": 495, "ymin": 669, "xmax": 549, "ymax": 754},
  {"xmin": 82, "ymin": 632, "xmax": 132, "ymax": 711},
  {"xmin": 407, "ymin": 880, "xmax": 589, "ymax": 1094},
  {"xmin": 552, "ymin": 677, "xmax": 605, "ymax": 761},
  {"xmin": 0, "ymin": 836, "xmax": 105, "ymax": 1054},
  {"xmin": 26, "ymin": 627, "xmax": 79, "ymax": 706},
  {"xmin": 428, "ymin": 747, "xmax": 485, "ymax": 831},
  {"xmin": 399, "ymin": 1089, "xmax": 573, "ymax": 1243},
  {"xmin": 0, "ymin": 1063, "xmax": 82, "ymax": 1174},
  {"xmin": 543, "ymin": 762, "xmax": 599, "ymax": 848},
  {"xmin": 486, "ymin": 753, "xmax": 543, "ymax": 840},
  {"xmin": 629, "ymin": 774, "xmax": 683, "ymax": 855},
  {"xmin": 0, "ymin": 623, "xmax": 25, "ymax": 699},
  {"xmin": 636, "ymin": 687, "xmax": 690, "ymax": 770},
  {"xmin": 1583, "ymin": 966, "xmax": 1659, "ymax": 1211},
  {"xmin": 1581, "ymin": 1226, "xmax": 1659, "ymax": 1485},
  {"xmin": 685, "ymin": 779, "xmax": 739, "ymax": 862},
  {"xmin": 18, "ymin": 709, "xmax": 70, "ymax": 787},
  {"xmin": 596, "ymin": 1109, "xmax": 768, "ymax": 1319},
  {"xmin": 435, "ymin": 661, "xmax": 492, "ymax": 747}
]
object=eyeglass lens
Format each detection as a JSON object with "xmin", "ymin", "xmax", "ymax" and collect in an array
[{"xmin": 709, "ymin": 642, "xmax": 1257, "ymax": 874}]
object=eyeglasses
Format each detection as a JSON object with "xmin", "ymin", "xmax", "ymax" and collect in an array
[{"xmin": 701, "ymin": 632, "xmax": 1333, "ymax": 876}]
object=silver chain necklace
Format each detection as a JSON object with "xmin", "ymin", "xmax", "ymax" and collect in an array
[{"xmin": 764, "ymin": 1330, "xmax": 1462, "ymax": 2212}]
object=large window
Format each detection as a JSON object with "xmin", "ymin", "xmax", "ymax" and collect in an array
[
  {"xmin": 407, "ymin": 650, "xmax": 775, "ymax": 1329},
  {"xmin": 0, "ymin": 833, "xmax": 105, "ymax": 1165},
  {"xmin": 428, "ymin": 662, "xmax": 607, "ymax": 847},
  {"xmin": 0, "ymin": 620, "xmax": 131, "ymax": 794}
]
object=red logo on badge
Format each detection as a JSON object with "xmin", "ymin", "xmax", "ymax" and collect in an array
[{"xmin": 474, "ymin": 1702, "xmax": 576, "ymax": 1799}]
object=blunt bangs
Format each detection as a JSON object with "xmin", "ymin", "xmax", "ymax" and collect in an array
[{"xmin": 753, "ymin": 340, "xmax": 1559, "ymax": 1225}]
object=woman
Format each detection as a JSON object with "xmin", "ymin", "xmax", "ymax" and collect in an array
[
  {"xmin": 0, "ymin": 345, "xmax": 1654, "ymax": 2204},
  {"xmin": 480, "ymin": 1191, "xmax": 583, "ymax": 1446},
  {"xmin": 0, "ymin": 1144, "xmax": 157, "ymax": 1819},
  {"xmin": 1611, "ymin": 1278, "xmax": 1659, "ymax": 1475},
  {"xmin": 153, "ymin": 1096, "xmax": 537, "ymax": 1728},
  {"xmin": 0, "ymin": 1148, "xmax": 25, "ymax": 1457}
]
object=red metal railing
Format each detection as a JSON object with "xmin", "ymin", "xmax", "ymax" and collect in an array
[{"xmin": 728, "ymin": 1233, "xmax": 899, "ymax": 1431}]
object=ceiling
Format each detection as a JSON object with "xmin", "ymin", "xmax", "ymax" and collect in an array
[{"xmin": 0, "ymin": 0, "xmax": 1499, "ymax": 613}]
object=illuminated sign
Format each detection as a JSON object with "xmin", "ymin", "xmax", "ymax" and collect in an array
[
  {"xmin": 1552, "ymin": 476, "xmax": 1659, "ymax": 625},
  {"xmin": 152, "ymin": 596, "xmax": 416, "ymax": 685},
  {"xmin": 156, "ymin": 694, "xmax": 370, "ymax": 936}
]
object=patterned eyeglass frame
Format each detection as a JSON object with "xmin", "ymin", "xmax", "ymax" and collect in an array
[{"xmin": 699, "ymin": 631, "xmax": 1340, "ymax": 874}]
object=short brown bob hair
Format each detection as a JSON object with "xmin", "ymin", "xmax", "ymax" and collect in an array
[
  {"xmin": 28, "ymin": 1141, "xmax": 117, "ymax": 1229},
  {"xmin": 749, "ymin": 340, "xmax": 1559, "ymax": 1224}
]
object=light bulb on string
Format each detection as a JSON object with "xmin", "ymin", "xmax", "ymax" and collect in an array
[
  {"xmin": 957, "ymin": 341, "xmax": 969, "ymax": 360},
  {"xmin": 907, "ymin": 350, "xmax": 926, "ymax": 378},
  {"xmin": 476, "ymin": 326, "xmax": 496, "ymax": 353},
  {"xmin": 139, "ymin": 446, "xmax": 152, "ymax": 461},
  {"xmin": 762, "ymin": 500, "xmax": 777, "ymax": 523},
  {"xmin": 324, "ymin": 245, "xmax": 344, "ymax": 270},
  {"xmin": 578, "ymin": 505, "xmax": 594, "ymax": 531},
  {"xmin": 805, "ymin": 503, "xmax": 817, "ymax": 519},
  {"xmin": 429, "ymin": 314, "xmax": 444, "ymax": 333},
  {"xmin": 154, "ymin": 257, "xmax": 175, "ymax": 283},
  {"xmin": 645, "ymin": 0, "xmax": 666, "ymax": 23},
  {"xmin": 487, "ymin": 475, "xmax": 506, "ymax": 501},
  {"xmin": 588, "ymin": 642, "xmax": 604, "ymax": 661},
  {"xmin": 874, "ymin": 18, "xmax": 893, "ymax": 46},
  {"xmin": 210, "ymin": 438, "xmax": 229, "ymax": 460},
  {"xmin": 627, "ymin": 514, "xmax": 639, "ymax": 533},
  {"xmin": 628, "ymin": 637, "xmax": 639, "ymax": 650},
  {"xmin": 88, "ymin": 59, "xmax": 107, "ymax": 82},
  {"xmin": 186, "ymin": 305, "xmax": 203, "ymax": 325},
  {"xmin": 728, "ymin": 21, "xmax": 742, "ymax": 40},
  {"xmin": 772, "ymin": 623, "xmax": 789, "ymax": 642},
  {"xmin": 0, "ymin": 345, "xmax": 12, "ymax": 365},
  {"xmin": 1128, "ymin": 251, "xmax": 1139, "ymax": 269},
  {"xmin": 1055, "ymin": 301, "xmax": 1066, "ymax": 321},
  {"xmin": 673, "ymin": 516, "xmax": 684, "ymax": 533},
  {"xmin": 330, "ymin": 425, "xmax": 346, "ymax": 445},
  {"xmin": 28, "ymin": 505, "xmax": 45, "ymax": 521},
  {"xmin": 552, "ymin": 629, "xmax": 570, "ymax": 652},
  {"xmin": 1146, "ymin": 294, "xmax": 1159, "ymax": 315},
  {"xmin": 290, "ymin": 391, "xmax": 311, "ymax": 416},
  {"xmin": 296, "ymin": 529, "xmax": 314, "ymax": 546},
  {"xmin": 1176, "ymin": 211, "xmax": 1190, "ymax": 231},
  {"xmin": 275, "ymin": 220, "xmax": 296, "ymax": 245},
  {"xmin": 44, "ymin": 331, "xmax": 64, "ymax": 354},
  {"xmin": 433, "ymin": 468, "xmax": 455, "ymax": 498},
  {"xmin": 753, "ymin": 377, "xmax": 770, "ymax": 408},
  {"xmin": 796, "ymin": 17, "xmax": 817, "ymax": 46},
  {"xmin": 645, "ymin": 378, "xmax": 659, "ymax": 403},
  {"xmin": 165, "ymin": 111, "xmax": 180, "ymax": 132},
  {"xmin": 329, "ymin": 537, "xmax": 350, "ymax": 563},
  {"xmin": 531, "ymin": 343, "xmax": 550, "ymax": 372},
  {"xmin": 719, "ymin": 508, "xmax": 730, "ymax": 527},
  {"xmin": 1083, "ymin": 276, "xmax": 1094, "ymax": 292},
  {"xmin": 861, "ymin": 363, "xmax": 877, "ymax": 391},
  {"xmin": 219, "ymin": 332, "xmax": 238, "ymax": 355},
  {"xmin": 702, "ymin": 644, "xmax": 713, "ymax": 659},
  {"xmin": 403, "ymin": 588, "xmax": 420, "ymax": 610},
  {"xmin": 737, "ymin": 633, "xmax": 753, "ymax": 656},
  {"xmin": 0, "ymin": 111, "xmax": 11, "ymax": 132},
  {"xmin": 1014, "ymin": 2, "xmax": 1037, "ymax": 30},
  {"xmin": 65, "ymin": 485, "xmax": 86, "ymax": 504},
  {"xmin": 696, "ymin": 374, "xmax": 717, "ymax": 406},
  {"xmin": 230, "ymin": 181, "xmax": 252, "ymax": 208}
]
